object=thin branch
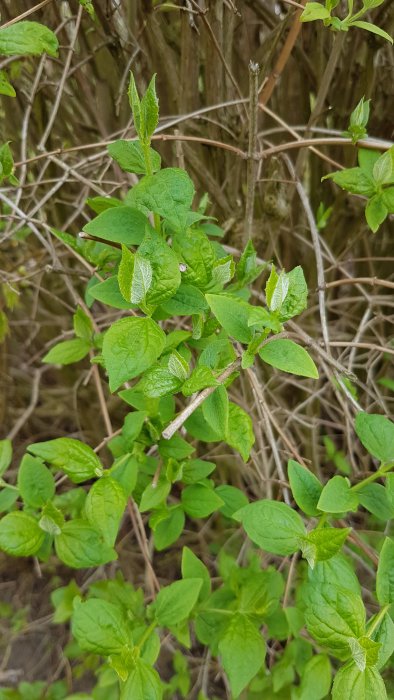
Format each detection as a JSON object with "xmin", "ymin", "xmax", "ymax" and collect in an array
[
  {"xmin": 161, "ymin": 360, "xmax": 240, "ymax": 440},
  {"xmin": 244, "ymin": 61, "xmax": 260, "ymax": 244}
]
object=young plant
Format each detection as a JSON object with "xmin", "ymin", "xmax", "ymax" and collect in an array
[
  {"xmin": 0, "ymin": 74, "xmax": 393, "ymax": 699},
  {"xmin": 301, "ymin": 0, "xmax": 393, "ymax": 44}
]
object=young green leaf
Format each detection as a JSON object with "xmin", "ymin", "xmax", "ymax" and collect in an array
[
  {"xmin": 87, "ymin": 276, "xmax": 136, "ymax": 310},
  {"xmin": 181, "ymin": 483, "xmax": 224, "ymax": 519},
  {"xmin": 305, "ymin": 583, "xmax": 366, "ymax": 653},
  {"xmin": 348, "ymin": 636, "xmax": 381, "ymax": 672},
  {"xmin": 127, "ymin": 168, "xmax": 195, "ymax": 232},
  {"xmin": 0, "ymin": 439, "xmax": 12, "ymax": 477},
  {"xmin": 323, "ymin": 167, "xmax": 376, "ymax": 197},
  {"xmin": 259, "ymin": 339, "xmax": 318, "ymax": 379},
  {"xmin": 118, "ymin": 246, "xmax": 153, "ymax": 305},
  {"xmin": 102, "ymin": 317, "xmax": 166, "ymax": 392},
  {"xmin": 85, "ymin": 477, "xmax": 126, "ymax": 546},
  {"xmin": 300, "ymin": 527, "xmax": 351, "ymax": 569},
  {"xmin": 206, "ymin": 293, "xmax": 253, "ymax": 343},
  {"xmin": 181, "ymin": 546, "xmax": 211, "ymax": 601},
  {"xmin": 215, "ymin": 485, "xmax": 249, "ymax": 519},
  {"xmin": 17, "ymin": 454, "xmax": 55, "ymax": 508},
  {"xmin": 279, "ymin": 266, "xmax": 308, "ymax": 321},
  {"xmin": 137, "ymin": 227, "xmax": 181, "ymax": 307},
  {"xmin": 108, "ymin": 140, "xmax": 161, "ymax": 174},
  {"xmin": 28, "ymin": 438, "xmax": 103, "ymax": 483},
  {"xmin": 0, "ymin": 70, "xmax": 15, "ymax": 97},
  {"xmin": 82, "ymin": 206, "xmax": 149, "ymax": 246},
  {"xmin": 350, "ymin": 20, "xmax": 393, "ymax": 44},
  {"xmin": 317, "ymin": 476, "xmax": 359, "ymax": 513},
  {"xmin": 225, "ymin": 402, "xmax": 255, "ymax": 461},
  {"xmin": 150, "ymin": 578, "xmax": 202, "ymax": 627},
  {"xmin": 0, "ymin": 512, "xmax": 45, "ymax": 557},
  {"xmin": 365, "ymin": 195, "xmax": 388, "ymax": 233},
  {"xmin": 332, "ymin": 664, "xmax": 387, "ymax": 700},
  {"xmin": 218, "ymin": 613, "xmax": 266, "ymax": 697},
  {"xmin": 0, "ymin": 21, "xmax": 59, "ymax": 57},
  {"xmin": 71, "ymin": 598, "xmax": 131, "ymax": 655},
  {"xmin": 355, "ymin": 413, "xmax": 394, "ymax": 464},
  {"xmin": 55, "ymin": 520, "xmax": 117, "ymax": 569},
  {"xmin": 139, "ymin": 476, "xmax": 171, "ymax": 513},
  {"xmin": 297, "ymin": 654, "xmax": 332, "ymax": 700},
  {"xmin": 73, "ymin": 307, "xmax": 93, "ymax": 341},
  {"xmin": 234, "ymin": 500, "xmax": 306, "ymax": 555},
  {"xmin": 376, "ymin": 537, "xmax": 394, "ymax": 605},
  {"xmin": 288, "ymin": 460, "xmax": 322, "ymax": 516},
  {"xmin": 153, "ymin": 507, "xmax": 185, "ymax": 551},
  {"xmin": 42, "ymin": 338, "xmax": 91, "ymax": 365},
  {"xmin": 120, "ymin": 659, "xmax": 163, "ymax": 700},
  {"xmin": 202, "ymin": 385, "xmax": 229, "ymax": 437},
  {"xmin": 301, "ymin": 2, "xmax": 331, "ymax": 21}
]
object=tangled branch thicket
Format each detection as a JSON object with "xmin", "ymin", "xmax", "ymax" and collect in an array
[{"xmin": 0, "ymin": 0, "xmax": 393, "ymax": 696}]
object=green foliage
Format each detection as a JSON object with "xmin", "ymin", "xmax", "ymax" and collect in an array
[
  {"xmin": 0, "ymin": 21, "xmax": 59, "ymax": 57},
  {"xmin": 324, "ymin": 145, "xmax": 394, "ymax": 232},
  {"xmin": 301, "ymin": 0, "xmax": 393, "ymax": 43},
  {"xmin": 1, "ymin": 71, "xmax": 394, "ymax": 700}
]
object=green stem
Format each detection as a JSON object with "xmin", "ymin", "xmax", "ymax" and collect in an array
[
  {"xmin": 351, "ymin": 462, "xmax": 394, "ymax": 492},
  {"xmin": 0, "ymin": 480, "xmax": 18, "ymax": 491},
  {"xmin": 367, "ymin": 605, "xmax": 391, "ymax": 638},
  {"xmin": 136, "ymin": 620, "xmax": 157, "ymax": 651},
  {"xmin": 316, "ymin": 513, "xmax": 328, "ymax": 529},
  {"xmin": 142, "ymin": 142, "xmax": 161, "ymax": 233}
]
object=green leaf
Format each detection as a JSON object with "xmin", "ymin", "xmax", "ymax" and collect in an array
[
  {"xmin": 150, "ymin": 578, "xmax": 202, "ymax": 627},
  {"xmin": 376, "ymin": 538, "xmax": 394, "ymax": 605},
  {"xmin": 153, "ymin": 507, "xmax": 185, "ymax": 551},
  {"xmin": 202, "ymin": 385, "xmax": 229, "ymax": 437},
  {"xmin": 86, "ymin": 195, "xmax": 122, "ymax": 214},
  {"xmin": 323, "ymin": 167, "xmax": 376, "ymax": 196},
  {"xmin": 225, "ymin": 402, "xmax": 255, "ymax": 461},
  {"xmin": 181, "ymin": 483, "xmax": 224, "ymax": 518},
  {"xmin": 298, "ymin": 654, "xmax": 332, "ymax": 700},
  {"xmin": 215, "ymin": 484, "xmax": 249, "ymax": 519},
  {"xmin": 259, "ymin": 339, "xmax": 318, "ymax": 378},
  {"xmin": 181, "ymin": 546, "xmax": 211, "ymax": 601},
  {"xmin": 0, "ymin": 511, "xmax": 45, "ymax": 557},
  {"xmin": 234, "ymin": 500, "xmax": 306, "ymax": 555},
  {"xmin": 305, "ymin": 584, "xmax": 365, "ymax": 653},
  {"xmin": 137, "ymin": 228, "xmax": 181, "ymax": 307},
  {"xmin": 55, "ymin": 520, "xmax": 116, "ymax": 569},
  {"xmin": 332, "ymin": 664, "xmax": 387, "ymax": 700},
  {"xmin": 365, "ymin": 195, "xmax": 388, "ymax": 233},
  {"xmin": 102, "ymin": 317, "xmax": 166, "ymax": 392},
  {"xmin": 182, "ymin": 366, "xmax": 218, "ymax": 396},
  {"xmin": 42, "ymin": 338, "xmax": 91, "ymax": 365},
  {"xmin": 236, "ymin": 240, "xmax": 265, "ymax": 286},
  {"xmin": 211, "ymin": 255, "xmax": 235, "ymax": 288},
  {"xmin": 288, "ymin": 460, "xmax": 322, "ymax": 516},
  {"xmin": 73, "ymin": 307, "xmax": 93, "ymax": 341},
  {"xmin": 85, "ymin": 477, "xmax": 126, "ymax": 546},
  {"xmin": 0, "ymin": 69, "xmax": 15, "ymax": 97},
  {"xmin": 158, "ymin": 434, "xmax": 194, "ymax": 460},
  {"xmin": 181, "ymin": 459, "xmax": 216, "ymax": 484},
  {"xmin": 172, "ymin": 228, "xmax": 215, "ymax": 287},
  {"xmin": 0, "ymin": 21, "xmax": 59, "ymax": 57},
  {"xmin": 348, "ymin": 636, "xmax": 381, "ymax": 672},
  {"xmin": 300, "ymin": 527, "xmax": 351, "ymax": 569},
  {"xmin": 382, "ymin": 186, "xmax": 394, "ymax": 212},
  {"xmin": 358, "ymin": 483, "xmax": 394, "ymax": 521},
  {"xmin": 87, "ymin": 276, "xmax": 136, "ymax": 310},
  {"xmin": 0, "ymin": 439, "xmax": 12, "ymax": 477},
  {"xmin": 72, "ymin": 598, "xmax": 131, "ymax": 655},
  {"xmin": 355, "ymin": 413, "xmax": 394, "ymax": 463},
  {"xmin": 17, "ymin": 454, "xmax": 55, "ymax": 508},
  {"xmin": 121, "ymin": 659, "xmax": 163, "ymax": 700},
  {"xmin": 28, "ymin": 438, "xmax": 103, "ymax": 483},
  {"xmin": 206, "ymin": 293, "xmax": 253, "ymax": 343},
  {"xmin": 39, "ymin": 501, "xmax": 64, "ymax": 536},
  {"xmin": 350, "ymin": 20, "xmax": 393, "ymax": 44},
  {"xmin": 127, "ymin": 168, "xmax": 195, "ymax": 232},
  {"xmin": 301, "ymin": 2, "xmax": 331, "ymax": 21},
  {"xmin": 141, "ymin": 366, "xmax": 182, "ymax": 398},
  {"xmin": 83, "ymin": 206, "xmax": 149, "ymax": 245},
  {"xmin": 118, "ymin": 245, "xmax": 153, "ymax": 305},
  {"xmin": 130, "ymin": 73, "xmax": 159, "ymax": 145},
  {"xmin": 0, "ymin": 487, "xmax": 19, "ymax": 513},
  {"xmin": 162, "ymin": 284, "xmax": 208, "ymax": 316},
  {"xmin": 139, "ymin": 477, "xmax": 171, "ymax": 512},
  {"xmin": 168, "ymin": 350, "xmax": 189, "ymax": 380},
  {"xmin": 317, "ymin": 476, "xmax": 359, "ymax": 513},
  {"xmin": 218, "ymin": 613, "xmax": 265, "ymax": 697},
  {"xmin": 308, "ymin": 554, "xmax": 361, "ymax": 595},
  {"xmin": 368, "ymin": 611, "xmax": 394, "ymax": 670},
  {"xmin": 108, "ymin": 140, "xmax": 161, "ymax": 174},
  {"xmin": 279, "ymin": 266, "xmax": 308, "ymax": 321}
]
